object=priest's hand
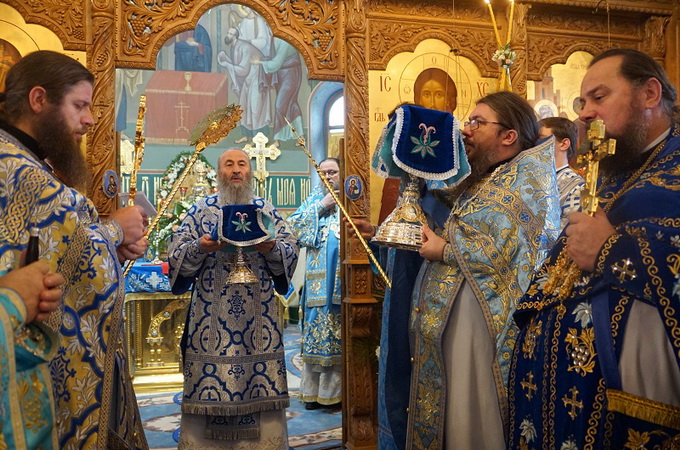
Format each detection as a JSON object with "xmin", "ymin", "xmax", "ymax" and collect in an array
[
  {"xmin": 199, "ymin": 235, "xmax": 228, "ymax": 253},
  {"xmin": 419, "ymin": 224, "xmax": 446, "ymax": 261},
  {"xmin": 117, "ymin": 238, "xmax": 150, "ymax": 262},
  {"xmin": 320, "ymin": 192, "xmax": 337, "ymax": 210},
  {"xmin": 0, "ymin": 261, "xmax": 63, "ymax": 323},
  {"xmin": 254, "ymin": 240, "xmax": 276, "ymax": 254},
  {"xmin": 110, "ymin": 205, "xmax": 148, "ymax": 245},
  {"xmin": 565, "ymin": 208, "xmax": 616, "ymax": 272},
  {"xmin": 345, "ymin": 217, "xmax": 375, "ymax": 240}
]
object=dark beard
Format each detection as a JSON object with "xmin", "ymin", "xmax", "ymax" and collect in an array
[
  {"xmin": 432, "ymin": 143, "xmax": 502, "ymax": 207},
  {"xmin": 35, "ymin": 105, "xmax": 90, "ymax": 191},
  {"xmin": 218, "ymin": 173, "xmax": 255, "ymax": 205},
  {"xmin": 599, "ymin": 105, "xmax": 649, "ymax": 177}
]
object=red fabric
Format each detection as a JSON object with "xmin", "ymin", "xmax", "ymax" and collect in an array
[
  {"xmin": 145, "ymin": 70, "xmax": 229, "ymax": 144},
  {"xmin": 161, "ymin": 262, "xmax": 169, "ymax": 276}
]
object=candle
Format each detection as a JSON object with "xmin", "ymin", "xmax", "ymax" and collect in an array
[
  {"xmin": 485, "ymin": 0, "xmax": 503, "ymax": 47},
  {"xmin": 506, "ymin": 0, "xmax": 515, "ymax": 45}
]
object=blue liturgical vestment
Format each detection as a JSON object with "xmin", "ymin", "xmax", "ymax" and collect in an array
[
  {"xmin": 408, "ymin": 138, "xmax": 561, "ymax": 448},
  {"xmin": 288, "ymin": 185, "xmax": 342, "ymax": 403},
  {"xmin": 168, "ymin": 194, "xmax": 299, "ymax": 440},
  {"xmin": 0, "ymin": 287, "xmax": 58, "ymax": 449},
  {"xmin": 509, "ymin": 127, "xmax": 680, "ymax": 448},
  {"xmin": 0, "ymin": 126, "xmax": 147, "ymax": 449}
]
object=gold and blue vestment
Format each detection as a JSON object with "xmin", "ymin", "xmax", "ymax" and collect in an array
[
  {"xmin": 287, "ymin": 186, "xmax": 342, "ymax": 370},
  {"xmin": 0, "ymin": 128, "xmax": 147, "ymax": 448},
  {"xmin": 168, "ymin": 194, "xmax": 299, "ymax": 439},
  {"xmin": 408, "ymin": 138, "xmax": 561, "ymax": 448},
  {"xmin": 509, "ymin": 127, "xmax": 680, "ymax": 448}
]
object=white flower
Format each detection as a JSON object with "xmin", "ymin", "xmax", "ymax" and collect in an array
[
  {"xmin": 673, "ymin": 274, "xmax": 680, "ymax": 299},
  {"xmin": 671, "ymin": 235, "xmax": 680, "ymax": 249},
  {"xmin": 492, "ymin": 45, "xmax": 517, "ymax": 69},
  {"xmin": 572, "ymin": 302, "xmax": 592, "ymax": 327},
  {"xmin": 520, "ymin": 418, "xmax": 537, "ymax": 443},
  {"xmin": 560, "ymin": 439, "xmax": 579, "ymax": 450}
]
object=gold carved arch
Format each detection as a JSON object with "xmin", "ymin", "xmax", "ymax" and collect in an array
[
  {"xmin": 1, "ymin": 0, "xmax": 86, "ymax": 51},
  {"xmin": 116, "ymin": 0, "xmax": 344, "ymax": 81},
  {"xmin": 527, "ymin": 41, "xmax": 613, "ymax": 81},
  {"xmin": 368, "ymin": 25, "xmax": 500, "ymax": 78}
]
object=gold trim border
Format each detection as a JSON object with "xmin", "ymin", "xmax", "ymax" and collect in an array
[{"xmin": 607, "ymin": 389, "xmax": 680, "ymax": 430}]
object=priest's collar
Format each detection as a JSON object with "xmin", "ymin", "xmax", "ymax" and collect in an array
[
  {"xmin": 0, "ymin": 119, "xmax": 50, "ymax": 168},
  {"xmin": 644, "ymin": 126, "xmax": 671, "ymax": 153}
]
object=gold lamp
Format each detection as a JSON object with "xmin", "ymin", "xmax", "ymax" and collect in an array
[
  {"xmin": 371, "ymin": 175, "xmax": 426, "ymax": 251},
  {"xmin": 227, "ymin": 247, "xmax": 259, "ymax": 285}
]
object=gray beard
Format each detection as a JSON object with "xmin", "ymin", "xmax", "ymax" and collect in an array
[{"xmin": 219, "ymin": 181, "xmax": 254, "ymax": 205}]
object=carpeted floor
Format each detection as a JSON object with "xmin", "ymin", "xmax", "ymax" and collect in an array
[{"xmin": 137, "ymin": 325, "xmax": 342, "ymax": 449}]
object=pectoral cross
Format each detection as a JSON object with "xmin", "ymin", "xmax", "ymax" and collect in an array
[
  {"xmin": 244, "ymin": 132, "xmax": 281, "ymax": 198},
  {"xmin": 575, "ymin": 120, "xmax": 617, "ymax": 216}
]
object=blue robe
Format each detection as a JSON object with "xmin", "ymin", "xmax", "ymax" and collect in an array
[
  {"xmin": 0, "ymin": 287, "xmax": 58, "ymax": 449},
  {"xmin": 408, "ymin": 139, "xmax": 561, "ymax": 448},
  {"xmin": 509, "ymin": 127, "xmax": 680, "ymax": 448},
  {"xmin": 168, "ymin": 194, "xmax": 299, "ymax": 439},
  {"xmin": 287, "ymin": 186, "xmax": 341, "ymax": 370}
]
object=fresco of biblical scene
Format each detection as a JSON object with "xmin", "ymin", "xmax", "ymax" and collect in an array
[{"xmin": 115, "ymin": 4, "xmax": 338, "ymax": 218}]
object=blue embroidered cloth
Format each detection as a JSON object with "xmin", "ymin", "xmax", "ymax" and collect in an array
[
  {"xmin": 210, "ymin": 203, "xmax": 274, "ymax": 248},
  {"xmin": 124, "ymin": 262, "xmax": 171, "ymax": 293},
  {"xmin": 372, "ymin": 105, "xmax": 470, "ymax": 184}
]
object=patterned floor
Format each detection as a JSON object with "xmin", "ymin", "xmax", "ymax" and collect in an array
[{"xmin": 138, "ymin": 325, "xmax": 342, "ymax": 449}]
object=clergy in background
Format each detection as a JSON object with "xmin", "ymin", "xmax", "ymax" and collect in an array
[
  {"xmin": 168, "ymin": 148, "xmax": 299, "ymax": 448},
  {"xmin": 287, "ymin": 157, "xmax": 342, "ymax": 410}
]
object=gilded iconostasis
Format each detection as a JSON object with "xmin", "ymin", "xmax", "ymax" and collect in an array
[{"xmin": 1, "ymin": 0, "xmax": 678, "ymax": 447}]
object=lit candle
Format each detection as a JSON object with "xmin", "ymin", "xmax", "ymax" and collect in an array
[
  {"xmin": 485, "ymin": 0, "xmax": 503, "ymax": 47},
  {"xmin": 506, "ymin": 0, "xmax": 515, "ymax": 45}
]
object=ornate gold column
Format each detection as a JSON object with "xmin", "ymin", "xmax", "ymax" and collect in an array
[
  {"xmin": 342, "ymin": 0, "xmax": 379, "ymax": 448},
  {"xmin": 510, "ymin": 3, "xmax": 531, "ymax": 98},
  {"xmin": 87, "ymin": 0, "xmax": 117, "ymax": 215}
]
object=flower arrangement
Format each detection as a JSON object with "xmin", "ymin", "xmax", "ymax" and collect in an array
[
  {"xmin": 492, "ymin": 44, "xmax": 517, "ymax": 69},
  {"xmin": 149, "ymin": 152, "xmax": 218, "ymax": 258}
]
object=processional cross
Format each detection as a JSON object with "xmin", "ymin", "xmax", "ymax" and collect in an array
[
  {"xmin": 244, "ymin": 132, "xmax": 281, "ymax": 198},
  {"xmin": 576, "ymin": 120, "xmax": 616, "ymax": 215},
  {"xmin": 544, "ymin": 119, "xmax": 616, "ymax": 301}
]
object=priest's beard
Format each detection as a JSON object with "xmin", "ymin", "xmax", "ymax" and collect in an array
[
  {"xmin": 599, "ymin": 101, "xmax": 649, "ymax": 177},
  {"xmin": 323, "ymin": 179, "xmax": 340, "ymax": 193},
  {"xmin": 34, "ymin": 105, "xmax": 90, "ymax": 192},
  {"xmin": 218, "ymin": 172, "xmax": 255, "ymax": 205},
  {"xmin": 442, "ymin": 142, "xmax": 496, "ymax": 201}
]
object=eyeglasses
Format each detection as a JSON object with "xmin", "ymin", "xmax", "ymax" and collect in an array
[
  {"xmin": 321, "ymin": 170, "xmax": 339, "ymax": 176},
  {"xmin": 463, "ymin": 119, "xmax": 509, "ymax": 131}
]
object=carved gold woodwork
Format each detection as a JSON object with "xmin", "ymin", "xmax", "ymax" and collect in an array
[
  {"xmin": 2, "ymin": 0, "xmax": 86, "ymax": 50},
  {"xmin": 116, "ymin": 0, "xmax": 342, "ymax": 81},
  {"xmin": 87, "ymin": 0, "xmax": 118, "ymax": 213}
]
